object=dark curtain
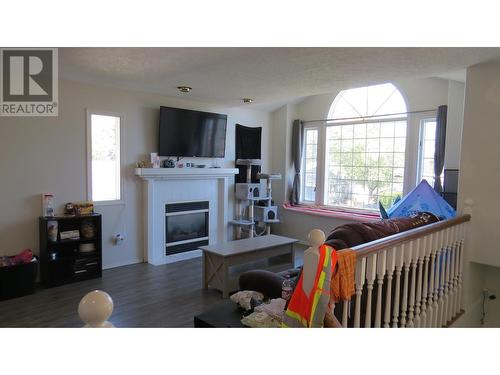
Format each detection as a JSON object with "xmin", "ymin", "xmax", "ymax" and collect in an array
[
  {"xmin": 433, "ymin": 105, "xmax": 447, "ymax": 193},
  {"xmin": 235, "ymin": 124, "xmax": 262, "ymax": 183},
  {"xmin": 290, "ymin": 119, "xmax": 304, "ymax": 205}
]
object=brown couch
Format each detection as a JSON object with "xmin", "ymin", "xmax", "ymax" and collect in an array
[
  {"xmin": 324, "ymin": 212, "xmax": 439, "ymax": 250},
  {"xmin": 239, "ymin": 212, "xmax": 440, "ymax": 326}
]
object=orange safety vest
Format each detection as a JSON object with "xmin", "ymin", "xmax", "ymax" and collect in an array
[{"xmin": 282, "ymin": 244, "xmax": 337, "ymax": 328}]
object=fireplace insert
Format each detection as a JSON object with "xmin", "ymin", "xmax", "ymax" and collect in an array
[{"xmin": 165, "ymin": 201, "xmax": 209, "ymax": 255}]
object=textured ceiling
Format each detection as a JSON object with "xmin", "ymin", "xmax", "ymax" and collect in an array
[{"xmin": 60, "ymin": 48, "xmax": 500, "ymax": 111}]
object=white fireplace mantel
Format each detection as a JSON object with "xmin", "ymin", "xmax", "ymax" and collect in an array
[
  {"xmin": 134, "ymin": 167, "xmax": 239, "ymax": 180},
  {"xmin": 135, "ymin": 167, "xmax": 239, "ymax": 265}
]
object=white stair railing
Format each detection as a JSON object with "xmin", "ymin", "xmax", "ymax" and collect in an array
[{"xmin": 335, "ymin": 214, "xmax": 470, "ymax": 328}]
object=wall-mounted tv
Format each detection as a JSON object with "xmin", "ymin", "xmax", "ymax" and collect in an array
[{"xmin": 159, "ymin": 106, "xmax": 227, "ymax": 157}]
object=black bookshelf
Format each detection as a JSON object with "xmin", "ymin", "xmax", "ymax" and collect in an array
[{"xmin": 39, "ymin": 214, "xmax": 102, "ymax": 287}]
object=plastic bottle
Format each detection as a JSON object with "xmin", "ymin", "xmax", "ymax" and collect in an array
[{"xmin": 282, "ymin": 275, "xmax": 294, "ymax": 301}]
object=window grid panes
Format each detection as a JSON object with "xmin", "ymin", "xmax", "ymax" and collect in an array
[
  {"xmin": 90, "ymin": 114, "xmax": 121, "ymax": 202},
  {"xmin": 325, "ymin": 121, "xmax": 407, "ymax": 211},
  {"xmin": 419, "ymin": 119, "xmax": 437, "ymax": 187},
  {"xmin": 300, "ymin": 83, "xmax": 410, "ymax": 211},
  {"xmin": 302, "ymin": 128, "xmax": 318, "ymax": 202}
]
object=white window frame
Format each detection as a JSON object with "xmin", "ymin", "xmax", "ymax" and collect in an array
[
  {"xmin": 415, "ymin": 113, "xmax": 438, "ymax": 185},
  {"xmin": 301, "ymin": 126, "xmax": 320, "ymax": 204},
  {"xmin": 86, "ymin": 109, "xmax": 125, "ymax": 206},
  {"xmin": 302, "ymin": 116, "xmax": 411, "ymax": 212}
]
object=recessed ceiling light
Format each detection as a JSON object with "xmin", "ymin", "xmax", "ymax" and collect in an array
[
  {"xmin": 177, "ymin": 86, "xmax": 192, "ymax": 93},
  {"xmin": 242, "ymin": 98, "xmax": 253, "ymax": 104}
]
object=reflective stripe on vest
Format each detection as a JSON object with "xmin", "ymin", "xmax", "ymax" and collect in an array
[
  {"xmin": 309, "ymin": 246, "xmax": 331, "ymax": 325},
  {"xmin": 282, "ymin": 244, "xmax": 336, "ymax": 328}
]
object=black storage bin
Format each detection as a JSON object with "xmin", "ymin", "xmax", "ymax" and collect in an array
[{"xmin": 0, "ymin": 258, "xmax": 38, "ymax": 301}]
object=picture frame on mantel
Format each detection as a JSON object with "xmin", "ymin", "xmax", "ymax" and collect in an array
[{"xmin": 150, "ymin": 153, "xmax": 160, "ymax": 168}]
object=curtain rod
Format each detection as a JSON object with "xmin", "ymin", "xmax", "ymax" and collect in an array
[{"xmin": 302, "ymin": 109, "xmax": 437, "ymax": 124}]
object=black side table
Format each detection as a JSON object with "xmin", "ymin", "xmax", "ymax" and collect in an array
[{"xmin": 194, "ymin": 300, "xmax": 247, "ymax": 328}]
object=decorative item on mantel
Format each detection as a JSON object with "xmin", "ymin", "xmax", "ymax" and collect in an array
[
  {"xmin": 150, "ymin": 152, "xmax": 160, "ymax": 168},
  {"xmin": 162, "ymin": 158, "xmax": 175, "ymax": 168}
]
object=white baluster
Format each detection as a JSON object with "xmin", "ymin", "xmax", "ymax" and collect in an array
[
  {"xmin": 447, "ymin": 226, "xmax": 458, "ymax": 322},
  {"xmin": 342, "ymin": 301, "xmax": 349, "ymax": 328},
  {"xmin": 374, "ymin": 250, "xmax": 387, "ymax": 328},
  {"xmin": 414, "ymin": 238, "xmax": 424, "ymax": 328},
  {"xmin": 354, "ymin": 257, "xmax": 366, "ymax": 328},
  {"xmin": 432, "ymin": 233, "xmax": 442, "ymax": 327},
  {"xmin": 420, "ymin": 235, "xmax": 431, "ymax": 327},
  {"xmin": 392, "ymin": 244, "xmax": 405, "ymax": 328},
  {"xmin": 407, "ymin": 240, "xmax": 418, "ymax": 328},
  {"xmin": 426, "ymin": 233, "xmax": 436, "ymax": 327},
  {"xmin": 400, "ymin": 243, "xmax": 412, "ymax": 328},
  {"xmin": 447, "ymin": 227, "xmax": 455, "ymax": 323},
  {"xmin": 437, "ymin": 231, "xmax": 446, "ymax": 327},
  {"xmin": 453, "ymin": 224, "xmax": 462, "ymax": 316},
  {"xmin": 384, "ymin": 247, "xmax": 396, "ymax": 328},
  {"xmin": 364, "ymin": 254, "xmax": 377, "ymax": 328},
  {"xmin": 456, "ymin": 223, "xmax": 465, "ymax": 314},
  {"xmin": 442, "ymin": 228, "xmax": 451, "ymax": 326}
]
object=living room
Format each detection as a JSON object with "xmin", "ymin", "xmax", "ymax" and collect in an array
[{"xmin": 2, "ymin": 1, "xmax": 500, "ymax": 373}]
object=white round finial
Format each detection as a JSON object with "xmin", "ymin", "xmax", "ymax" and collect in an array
[
  {"xmin": 78, "ymin": 290, "xmax": 114, "ymax": 328},
  {"xmin": 463, "ymin": 198, "xmax": 475, "ymax": 215},
  {"xmin": 308, "ymin": 229, "xmax": 326, "ymax": 247},
  {"xmin": 464, "ymin": 198, "xmax": 474, "ymax": 206}
]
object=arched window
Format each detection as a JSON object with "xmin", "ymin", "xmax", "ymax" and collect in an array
[
  {"xmin": 302, "ymin": 83, "xmax": 409, "ymax": 211},
  {"xmin": 328, "ymin": 83, "xmax": 407, "ymax": 120}
]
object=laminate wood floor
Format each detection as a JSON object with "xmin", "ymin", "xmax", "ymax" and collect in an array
[
  {"xmin": 0, "ymin": 245, "xmax": 305, "ymax": 328},
  {"xmin": 0, "ymin": 257, "xmax": 223, "ymax": 328}
]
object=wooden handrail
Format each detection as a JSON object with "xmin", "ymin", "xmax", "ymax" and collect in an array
[{"xmin": 338, "ymin": 214, "xmax": 471, "ymax": 258}]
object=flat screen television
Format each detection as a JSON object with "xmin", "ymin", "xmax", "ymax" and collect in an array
[{"xmin": 159, "ymin": 106, "xmax": 227, "ymax": 157}]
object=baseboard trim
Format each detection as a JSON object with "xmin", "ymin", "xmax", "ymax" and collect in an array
[
  {"xmin": 164, "ymin": 249, "xmax": 202, "ymax": 264},
  {"xmin": 445, "ymin": 310, "xmax": 465, "ymax": 327},
  {"xmin": 103, "ymin": 257, "xmax": 143, "ymax": 270},
  {"xmin": 450, "ymin": 297, "xmax": 483, "ymax": 327}
]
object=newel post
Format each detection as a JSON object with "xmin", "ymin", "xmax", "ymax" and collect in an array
[
  {"xmin": 79, "ymin": 290, "xmax": 115, "ymax": 328},
  {"xmin": 462, "ymin": 198, "xmax": 474, "ymax": 216}
]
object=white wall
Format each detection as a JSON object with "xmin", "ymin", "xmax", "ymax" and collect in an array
[
  {"xmin": 457, "ymin": 62, "xmax": 500, "ymax": 325},
  {"xmin": 446, "ymin": 81, "xmax": 465, "ymax": 169},
  {"xmin": 269, "ymin": 106, "xmax": 288, "ymax": 205},
  {"xmin": 0, "ymin": 80, "xmax": 271, "ymax": 269},
  {"xmin": 271, "ymin": 78, "xmax": 456, "ymax": 242},
  {"xmin": 481, "ymin": 264, "xmax": 500, "ymax": 327},
  {"xmin": 459, "ymin": 63, "xmax": 500, "ymax": 268}
]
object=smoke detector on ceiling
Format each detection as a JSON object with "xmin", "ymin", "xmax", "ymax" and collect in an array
[
  {"xmin": 177, "ymin": 86, "xmax": 192, "ymax": 93},
  {"xmin": 242, "ymin": 98, "xmax": 253, "ymax": 104}
]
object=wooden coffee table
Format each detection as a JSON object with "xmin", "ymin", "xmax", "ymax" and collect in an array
[{"xmin": 200, "ymin": 234, "xmax": 298, "ymax": 298}]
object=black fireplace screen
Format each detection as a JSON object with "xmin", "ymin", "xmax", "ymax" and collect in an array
[
  {"xmin": 166, "ymin": 212, "xmax": 208, "ymax": 243},
  {"xmin": 165, "ymin": 201, "xmax": 209, "ymax": 255}
]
